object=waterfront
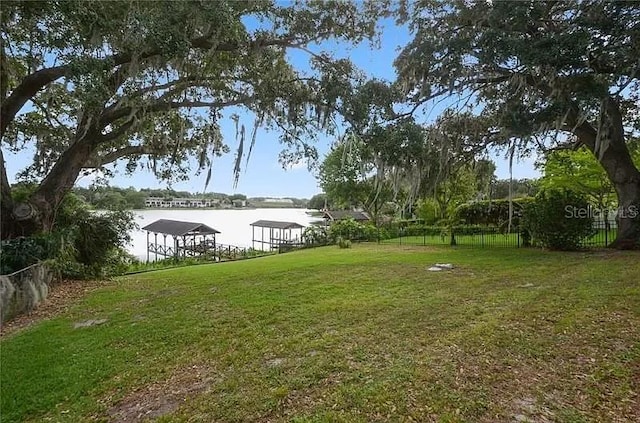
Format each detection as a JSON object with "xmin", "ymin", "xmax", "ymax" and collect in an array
[{"xmin": 128, "ymin": 208, "xmax": 318, "ymax": 260}]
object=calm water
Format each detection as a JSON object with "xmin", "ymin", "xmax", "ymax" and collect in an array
[{"xmin": 129, "ymin": 208, "xmax": 318, "ymax": 260}]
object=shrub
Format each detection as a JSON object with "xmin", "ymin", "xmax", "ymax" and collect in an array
[
  {"xmin": 328, "ymin": 218, "xmax": 380, "ymax": 242},
  {"xmin": 1, "ymin": 193, "xmax": 137, "ymax": 278},
  {"xmin": 416, "ymin": 198, "xmax": 441, "ymax": 225},
  {"xmin": 303, "ymin": 225, "xmax": 330, "ymax": 246},
  {"xmin": 522, "ymin": 189, "xmax": 595, "ymax": 250},
  {"xmin": 455, "ymin": 197, "xmax": 535, "ymax": 229},
  {"xmin": 337, "ymin": 236, "xmax": 352, "ymax": 249},
  {"xmin": 329, "ymin": 218, "xmax": 362, "ymax": 242},
  {"xmin": 71, "ymin": 209, "xmax": 136, "ymax": 268},
  {"xmin": 0, "ymin": 233, "xmax": 67, "ymax": 274}
]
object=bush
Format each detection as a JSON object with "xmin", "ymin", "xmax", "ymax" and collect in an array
[
  {"xmin": 329, "ymin": 218, "xmax": 380, "ymax": 242},
  {"xmin": 71, "ymin": 209, "xmax": 136, "ymax": 268},
  {"xmin": 329, "ymin": 218, "xmax": 362, "ymax": 242},
  {"xmin": 1, "ymin": 193, "xmax": 137, "ymax": 278},
  {"xmin": 0, "ymin": 233, "xmax": 68, "ymax": 274},
  {"xmin": 337, "ymin": 236, "xmax": 352, "ymax": 249},
  {"xmin": 303, "ymin": 225, "xmax": 330, "ymax": 246},
  {"xmin": 416, "ymin": 198, "xmax": 441, "ymax": 225},
  {"xmin": 455, "ymin": 197, "xmax": 535, "ymax": 229},
  {"xmin": 522, "ymin": 189, "xmax": 595, "ymax": 250}
]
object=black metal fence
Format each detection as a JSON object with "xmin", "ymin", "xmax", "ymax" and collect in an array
[
  {"xmin": 327, "ymin": 219, "xmax": 618, "ymax": 249},
  {"xmin": 379, "ymin": 225, "xmax": 525, "ymax": 248}
]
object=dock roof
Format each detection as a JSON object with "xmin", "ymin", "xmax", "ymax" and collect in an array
[
  {"xmin": 141, "ymin": 219, "xmax": 220, "ymax": 236},
  {"xmin": 250, "ymin": 220, "xmax": 305, "ymax": 230}
]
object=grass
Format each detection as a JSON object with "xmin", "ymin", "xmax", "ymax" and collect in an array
[{"xmin": 1, "ymin": 244, "xmax": 639, "ymax": 422}]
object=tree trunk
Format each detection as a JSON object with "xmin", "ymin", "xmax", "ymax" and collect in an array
[
  {"xmin": 1, "ymin": 138, "xmax": 94, "ymax": 239},
  {"xmin": 602, "ymin": 156, "xmax": 640, "ymax": 249},
  {"xmin": 574, "ymin": 98, "xmax": 640, "ymax": 249},
  {"xmin": 1, "ymin": 148, "xmax": 16, "ymax": 238}
]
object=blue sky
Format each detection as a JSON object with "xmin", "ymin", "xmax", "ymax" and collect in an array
[{"xmin": 5, "ymin": 17, "xmax": 539, "ymax": 198}]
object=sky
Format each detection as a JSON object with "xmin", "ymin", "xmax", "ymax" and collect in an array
[{"xmin": 5, "ymin": 15, "xmax": 540, "ymax": 199}]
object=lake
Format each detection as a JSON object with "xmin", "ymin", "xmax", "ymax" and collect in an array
[{"xmin": 128, "ymin": 208, "xmax": 319, "ymax": 260}]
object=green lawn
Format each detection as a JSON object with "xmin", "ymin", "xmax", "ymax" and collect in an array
[{"xmin": 2, "ymin": 245, "xmax": 639, "ymax": 422}]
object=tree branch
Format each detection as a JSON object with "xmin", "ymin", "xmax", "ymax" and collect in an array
[
  {"xmin": 30, "ymin": 98, "xmax": 75, "ymax": 139},
  {"xmin": 1, "ymin": 34, "xmax": 300, "ymax": 139},
  {"xmin": 85, "ymin": 145, "xmax": 151, "ymax": 168},
  {"xmin": 1, "ymin": 65, "xmax": 67, "ymax": 138},
  {"xmin": 100, "ymin": 119, "xmax": 136, "ymax": 142},
  {"xmin": 99, "ymin": 97, "xmax": 253, "ymax": 127}
]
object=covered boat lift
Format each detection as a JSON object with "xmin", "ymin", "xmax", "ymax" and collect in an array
[
  {"xmin": 142, "ymin": 219, "xmax": 220, "ymax": 261},
  {"xmin": 250, "ymin": 220, "xmax": 305, "ymax": 251}
]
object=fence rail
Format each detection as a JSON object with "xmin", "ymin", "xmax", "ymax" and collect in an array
[{"xmin": 326, "ymin": 220, "xmax": 617, "ymax": 249}]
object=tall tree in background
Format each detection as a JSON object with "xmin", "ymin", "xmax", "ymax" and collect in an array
[
  {"xmin": 490, "ymin": 179, "xmax": 539, "ymax": 200},
  {"xmin": 396, "ymin": 0, "xmax": 640, "ymax": 248},
  {"xmin": 318, "ymin": 135, "xmax": 393, "ymax": 222},
  {"xmin": 308, "ymin": 193, "xmax": 330, "ymax": 211},
  {"xmin": 0, "ymin": 0, "xmax": 386, "ymax": 238}
]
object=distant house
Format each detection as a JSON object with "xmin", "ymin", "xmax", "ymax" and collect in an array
[
  {"xmin": 144, "ymin": 197, "xmax": 216, "ymax": 208},
  {"xmin": 322, "ymin": 210, "xmax": 371, "ymax": 224},
  {"xmin": 263, "ymin": 198, "xmax": 294, "ymax": 205},
  {"xmin": 232, "ymin": 199, "xmax": 247, "ymax": 208}
]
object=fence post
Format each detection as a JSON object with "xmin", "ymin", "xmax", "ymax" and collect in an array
[{"xmin": 423, "ymin": 227, "xmax": 426, "ymax": 246}]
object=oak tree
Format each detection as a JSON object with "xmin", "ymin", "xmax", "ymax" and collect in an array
[
  {"xmin": 396, "ymin": 0, "xmax": 640, "ymax": 248},
  {"xmin": 0, "ymin": 0, "xmax": 386, "ymax": 237}
]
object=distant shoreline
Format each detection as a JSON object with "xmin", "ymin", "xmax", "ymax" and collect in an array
[{"xmin": 137, "ymin": 206, "xmax": 309, "ymax": 211}]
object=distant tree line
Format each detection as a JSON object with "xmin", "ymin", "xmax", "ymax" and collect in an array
[{"xmin": 71, "ymin": 186, "xmax": 308, "ymax": 210}]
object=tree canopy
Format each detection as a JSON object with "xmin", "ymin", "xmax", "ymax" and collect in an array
[
  {"xmin": 539, "ymin": 141, "xmax": 640, "ymax": 209},
  {"xmin": 395, "ymin": 0, "xmax": 640, "ymax": 247},
  {"xmin": 0, "ymin": 0, "xmax": 388, "ymax": 237}
]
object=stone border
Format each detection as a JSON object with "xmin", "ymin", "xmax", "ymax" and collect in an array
[{"xmin": 0, "ymin": 263, "xmax": 53, "ymax": 327}]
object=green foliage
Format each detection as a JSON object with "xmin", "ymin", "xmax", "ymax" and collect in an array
[
  {"xmin": 328, "ymin": 218, "xmax": 362, "ymax": 241},
  {"xmin": 539, "ymin": 146, "xmax": 640, "ymax": 209},
  {"xmin": 328, "ymin": 218, "xmax": 379, "ymax": 242},
  {"xmin": 336, "ymin": 236, "xmax": 352, "ymax": 249},
  {"xmin": 416, "ymin": 198, "xmax": 440, "ymax": 225},
  {"xmin": 319, "ymin": 138, "xmax": 374, "ymax": 210},
  {"xmin": 396, "ymin": 0, "xmax": 640, "ymax": 248},
  {"xmin": 523, "ymin": 190, "xmax": 595, "ymax": 251},
  {"xmin": 489, "ymin": 179, "xmax": 539, "ymax": 200},
  {"xmin": 73, "ymin": 210, "xmax": 136, "ymax": 266},
  {"xmin": 3, "ymin": 0, "xmax": 387, "ymax": 208},
  {"xmin": 431, "ymin": 164, "xmax": 483, "ymax": 219},
  {"xmin": 303, "ymin": 225, "xmax": 331, "ymax": 246},
  {"xmin": 397, "ymin": 1, "xmax": 639, "ymax": 147},
  {"xmin": 455, "ymin": 198, "xmax": 535, "ymax": 230},
  {"xmin": 0, "ymin": 233, "xmax": 68, "ymax": 274},
  {"xmin": 1, "ymin": 190, "xmax": 136, "ymax": 278},
  {"xmin": 308, "ymin": 193, "xmax": 329, "ymax": 210}
]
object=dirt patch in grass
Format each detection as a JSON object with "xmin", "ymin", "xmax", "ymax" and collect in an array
[
  {"xmin": 105, "ymin": 363, "xmax": 213, "ymax": 422},
  {"xmin": 0, "ymin": 279, "xmax": 111, "ymax": 337}
]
